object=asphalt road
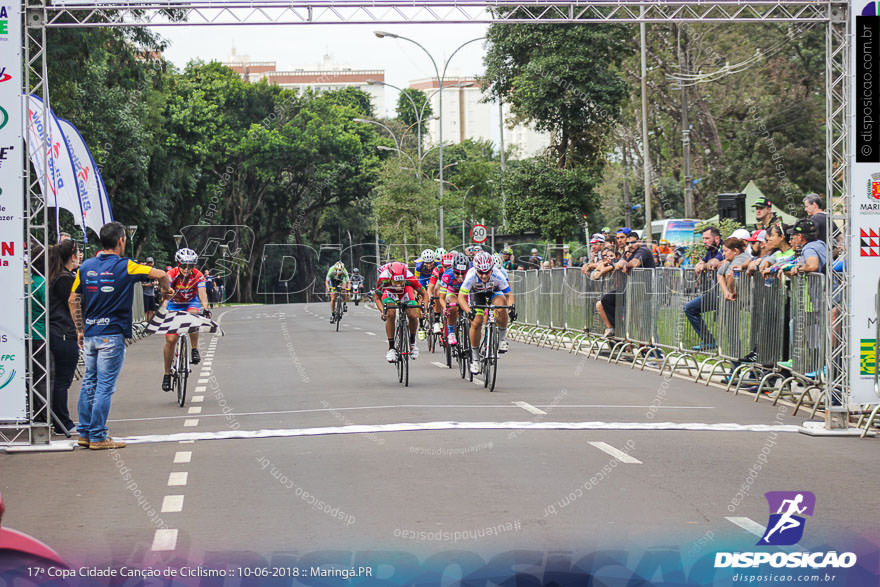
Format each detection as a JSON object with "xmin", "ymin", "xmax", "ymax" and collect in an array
[{"xmin": 2, "ymin": 301, "xmax": 878, "ymax": 573}]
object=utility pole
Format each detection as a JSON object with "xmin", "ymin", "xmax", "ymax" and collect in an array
[
  {"xmin": 640, "ymin": 11, "xmax": 652, "ymax": 236},
  {"xmin": 679, "ymin": 26, "xmax": 694, "ymax": 218},
  {"xmin": 623, "ymin": 142, "xmax": 631, "ymax": 228}
]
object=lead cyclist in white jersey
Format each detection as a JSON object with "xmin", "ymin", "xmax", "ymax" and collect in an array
[{"xmin": 457, "ymin": 252, "xmax": 517, "ymax": 374}]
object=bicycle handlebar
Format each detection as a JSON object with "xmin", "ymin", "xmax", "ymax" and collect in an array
[{"xmin": 470, "ymin": 305, "xmax": 515, "ymax": 310}]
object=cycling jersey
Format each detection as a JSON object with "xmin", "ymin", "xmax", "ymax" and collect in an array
[
  {"xmin": 428, "ymin": 265, "xmax": 446, "ymax": 289},
  {"xmin": 438, "ymin": 268, "xmax": 466, "ymax": 295},
  {"xmin": 376, "ymin": 266, "xmax": 422, "ymax": 295},
  {"xmin": 326, "ymin": 266, "xmax": 349, "ymax": 284},
  {"xmin": 414, "ymin": 260, "xmax": 437, "ymax": 287},
  {"xmin": 459, "ymin": 266, "xmax": 511, "ymax": 296},
  {"xmin": 167, "ymin": 267, "xmax": 206, "ymax": 304}
]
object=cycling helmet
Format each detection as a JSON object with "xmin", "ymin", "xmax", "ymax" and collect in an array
[
  {"xmin": 493, "ymin": 253, "xmax": 503, "ymax": 266},
  {"xmin": 420, "ymin": 249, "xmax": 436, "ymax": 263},
  {"xmin": 452, "ymin": 253, "xmax": 469, "ymax": 273},
  {"xmin": 175, "ymin": 248, "xmax": 198, "ymax": 265},
  {"xmin": 473, "ymin": 251, "xmax": 494, "ymax": 273},
  {"xmin": 334, "ymin": 260, "xmax": 345, "ymax": 269},
  {"xmin": 389, "ymin": 261, "xmax": 407, "ymax": 282},
  {"xmin": 434, "ymin": 247, "xmax": 446, "ymax": 259},
  {"xmin": 352, "ymin": 268, "xmax": 360, "ymax": 274},
  {"xmin": 441, "ymin": 252, "xmax": 455, "ymax": 268}
]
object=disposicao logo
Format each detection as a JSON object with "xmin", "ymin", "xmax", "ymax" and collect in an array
[{"xmin": 714, "ymin": 491, "xmax": 857, "ymax": 570}]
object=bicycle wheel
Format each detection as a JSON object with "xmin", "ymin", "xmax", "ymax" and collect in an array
[
  {"xmin": 395, "ymin": 318, "xmax": 405, "ymax": 383},
  {"xmin": 398, "ymin": 314, "xmax": 410, "ymax": 387},
  {"xmin": 335, "ymin": 296, "xmax": 342, "ymax": 331},
  {"xmin": 457, "ymin": 318, "xmax": 468, "ymax": 379},
  {"xmin": 444, "ymin": 317, "xmax": 453, "ymax": 369},
  {"xmin": 485, "ymin": 325, "xmax": 498, "ymax": 392},
  {"xmin": 426, "ymin": 309, "xmax": 436, "ymax": 354},
  {"xmin": 176, "ymin": 335, "xmax": 189, "ymax": 407}
]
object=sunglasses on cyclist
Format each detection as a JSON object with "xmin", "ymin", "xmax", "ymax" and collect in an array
[
  {"xmin": 476, "ymin": 269, "xmax": 492, "ymax": 276},
  {"xmin": 179, "ymin": 263, "xmax": 195, "ymax": 270}
]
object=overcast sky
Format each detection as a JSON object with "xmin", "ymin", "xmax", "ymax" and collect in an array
[{"xmin": 155, "ymin": 23, "xmax": 492, "ymax": 119}]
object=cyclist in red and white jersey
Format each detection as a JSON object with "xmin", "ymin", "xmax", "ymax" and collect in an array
[
  {"xmin": 374, "ymin": 262, "xmax": 426, "ymax": 362},
  {"xmin": 426, "ymin": 251, "xmax": 455, "ymax": 335},
  {"xmin": 162, "ymin": 248, "xmax": 210, "ymax": 391}
]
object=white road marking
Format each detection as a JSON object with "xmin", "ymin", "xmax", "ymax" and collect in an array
[
  {"xmin": 178, "ymin": 440, "xmax": 195, "ymax": 444},
  {"xmin": 151, "ymin": 529, "xmax": 178, "ymax": 551},
  {"xmin": 183, "ymin": 419, "xmax": 199, "ymax": 427},
  {"xmin": 203, "ymin": 361, "xmax": 212, "ymax": 366},
  {"xmin": 514, "ymin": 401, "xmax": 547, "ymax": 415},
  {"xmin": 197, "ymin": 379, "xmax": 209, "ymax": 384},
  {"xmin": 108, "ymin": 404, "xmax": 715, "ymax": 424},
  {"xmin": 589, "ymin": 441, "xmax": 643, "ymax": 464},
  {"xmin": 121, "ymin": 421, "xmax": 805, "ymax": 445},
  {"xmin": 173, "ymin": 451, "xmax": 192, "ymax": 463},
  {"xmin": 431, "ymin": 362, "xmax": 447, "ymax": 368},
  {"xmin": 167, "ymin": 472, "xmax": 188, "ymax": 486},
  {"xmin": 194, "ymin": 386, "xmax": 206, "ymax": 392},
  {"xmin": 160, "ymin": 495, "xmax": 184, "ymax": 513},
  {"xmin": 188, "ymin": 407, "xmax": 202, "ymax": 415},
  {"xmin": 191, "ymin": 396, "xmax": 204, "ymax": 403},
  {"xmin": 365, "ymin": 332, "xmax": 376, "ymax": 336},
  {"xmin": 200, "ymin": 371, "xmax": 210, "ymax": 377},
  {"xmin": 726, "ymin": 516, "xmax": 767, "ymax": 538},
  {"xmin": 353, "ymin": 327, "xmax": 362, "ymax": 331}
]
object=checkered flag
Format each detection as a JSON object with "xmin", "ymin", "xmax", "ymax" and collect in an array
[{"xmin": 145, "ymin": 306, "xmax": 224, "ymax": 336}]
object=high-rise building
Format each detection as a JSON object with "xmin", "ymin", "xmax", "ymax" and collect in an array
[
  {"xmin": 223, "ymin": 51, "xmax": 386, "ymax": 115},
  {"xmin": 408, "ymin": 76, "xmax": 549, "ymax": 158}
]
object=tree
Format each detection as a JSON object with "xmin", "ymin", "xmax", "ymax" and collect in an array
[
  {"xmin": 500, "ymin": 157, "xmax": 600, "ymax": 245},
  {"xmin": 396, "ymin": 88, "xmax": 433, "ymax": 153},
  {"xmin": 373, "ymin": 159, "xmax": 440, "ymax": 247},
  {"xmin": 483, "ymin": 20, "xmax": 630, "ymax": 170}
]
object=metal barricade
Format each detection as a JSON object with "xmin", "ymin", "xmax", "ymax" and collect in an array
[
  {"xmin": 748, "ymin": 273, "xmax": 787, "ymax": 368},
  {"xmin": 562, "ymin": 268, "xmax": 588, "ymax": 331},
  {"xmin": 717, "ymin": 271, "xmax": 753, "ymax": 361},
  {"xmin": 625, "ymin": 268, "xmax": 656, "ymax": 350},
  {"xmin": 536, "ymin": 269, "xmax": 553, "ymax": 328},
  {"xmin": 549, "ymin": 268, "xmax": 566, "ymax": 330},
  {"xmin": 791, "ymin": 273, "xmax": 826, "ymax": 378}
]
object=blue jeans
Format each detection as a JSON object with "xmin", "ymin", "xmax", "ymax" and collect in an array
[
  {"xmin": 77, "ymin": 334, "xmax": 126, "ymax": 441},
  {"xmin": 684, "ymin": 295, "xmax": 716, "ymax": 345}
]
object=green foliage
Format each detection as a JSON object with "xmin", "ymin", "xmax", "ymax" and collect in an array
[
  {"xmin": 396, "ymin": 89, "xmax": 433, "ymax": 128},
  {"xmin": 373, "ymin": 159, "xmax": 440, "ymax": 245},
  {"xmin": 484, "ymin": 20, "xmax": 630, "ymax": 170},
  {"xmin": 500, "ymin": 157, "xmax": 600, "ymax": 242}
]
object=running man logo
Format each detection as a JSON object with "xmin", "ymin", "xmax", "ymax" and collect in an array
[
  {"xmin": 759, "ymin": 491, "xmax": 816, "ymax": 546},
  {"xmin": 861, "ymin": 339, "xmax": 877, "ymax": 376}
]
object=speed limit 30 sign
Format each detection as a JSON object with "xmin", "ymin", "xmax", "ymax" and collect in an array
[{"xmin": 471, "ymin": 224, "xmax": 488, "ymax": 243}]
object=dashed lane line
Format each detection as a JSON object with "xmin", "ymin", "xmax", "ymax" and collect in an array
[
  {"xmin": 514, "ymin": 401, "xmax": 547, "ymax": 416},
  {"xmin": 151, "ymin": 529, "xmax": 178, "ymax": 551},
  {"xmin": 726, "ymin": 516, "xmax": 767, "ymax": 538},
  {"xmin": 588, "ymin": 441, "xmax": 643, "ymax": 464},
  {"xmin": 160, "ymin": 495, "xmax": 184, "ymax": 513},
  {"xmin": 167, "ymin": 472, "xmax": 188, "ymax": 486},
  {"xmin": 173, "ymin": 451, "xmax": 192, "ymax": 463}
]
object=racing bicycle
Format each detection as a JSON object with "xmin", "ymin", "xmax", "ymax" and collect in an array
[
  {"xmin": 384, "ymin": 300, "xmax": 420, "ymax": 387},
  {"xmin": 170, "ymin": 333, "xmax": 190, "ymax": 407},
  {"xmin": 331, "ymin": 288, "xmax": 345, "ymax": 331},
  {"xmin": 425, "ymin": 296, "xmax": 442, "ymax": 354},
  {"xmin": 470, "ymin": 304, "xmax": 515, "ymax": 392},
  {"xmin": 456, "ymin": 311, "xmax": 473, "ymax": 381}
]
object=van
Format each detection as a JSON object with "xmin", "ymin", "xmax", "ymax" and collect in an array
[{"xmin": 647, "ymin": 219, "xmax": 700, "ymax": 246}]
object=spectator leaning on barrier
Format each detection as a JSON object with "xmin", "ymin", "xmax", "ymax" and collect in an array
[
  {"xmin": 684, "ymin": 226, "xmax": 725, "ymax": 351},
  {"xmin": 760, "ymin": 223, "xmax": 796, "ymax": 278},
  {"xmin": 717, "ymin": 237, "xmax": 751, "ymax": 301},
  {"xmin": 615, "ymin": 228, "xmax": 632, "ymax": 255},
  {"xmin": 580, "ymin": 234, "xmax": 606, "ymax": 275},
  {"xmin": 743, "ymin": 230, "xmax": 767, "ymax": 275},
  {"xmin": 803, "ymin": 193, "xmax": 827, "ymax": 245},
  {"xmin": 786, "ymin": 218, "xmax": 826, "ymax": 275},
  {"xmin": 753, "ymin": 197, "xmax": 780, "ymax": 232},
  {"xmin": 615, "ymin": 233, "xmax": 656, "ymax": 274},
  {"xmin": 68, "ymin": 222, "xmax": 171, "ymax": 450}
]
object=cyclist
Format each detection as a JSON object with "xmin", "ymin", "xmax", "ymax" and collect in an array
[
  {"xmin": 375, "ymin": 261, "xmax": 426, "ymax": 362},
  {"xmin": 501, "ymin": 247, "xmax": 515, "ymax": 271},
  {"xmin": 414, "ymin": 249, "xmax": 440, "ymax": 335},
  {"xmin": 162, "ymin": 248, "xmax": 211, "ymax": 392},
  {"xmin": 325, "ymin": 261, "xmax": 350, "ymax": 323},
  {"xmin": 493, "ymin": 252, "xmax": 508, "ymax": 278},
  {"xmin": 438, "ymin": 252, "xmax": 470, "ymax": 346},
  {"xmin": 427, "ymin": 252, "xmax": 455, "ymax": 331},
  {"xmin": 458, "ymin": 251, "xmax": 516, "ymax": 374}
]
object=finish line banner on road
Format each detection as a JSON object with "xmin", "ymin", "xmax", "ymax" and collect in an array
[{"xmin": 0, "ymin": 0, "xmax": 26, "ymax": 421}]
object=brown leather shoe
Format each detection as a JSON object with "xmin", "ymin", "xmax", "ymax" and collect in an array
[
  {"xmin": 77, "ymin": 436, "xmax": 90, "ymax": 447},
  {"xmin": 89, "ymin": 437, "xmax": 126, "ymax": 450}
]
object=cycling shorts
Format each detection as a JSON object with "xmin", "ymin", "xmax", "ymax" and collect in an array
[
  {"xmin": 382, "ymin": 286, "xmax": 419, "ymax": 307},
  {"xmin": 167, "ymin": 299, "xmax": 201, "ymax": 313},
  {"xmin": 469, "ymin": 291, "xmax": 506, "ymax": 316}
]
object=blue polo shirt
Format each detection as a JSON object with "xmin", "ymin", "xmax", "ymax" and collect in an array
[
  {"xmin": 702, "ymin": 246, "xmax": 723, "ymax": 264},
  {"xmin": 797, "ymin": 240, "xmax": 827, "ymax": 273},
  {"xmin": 72, "ymin": 253, "xmax": 152, "ymax": 338}
]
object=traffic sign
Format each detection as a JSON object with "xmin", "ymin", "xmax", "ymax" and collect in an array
[{"xmin": 471, "ymin": 224, "xmax": 488, "ymax": 243}]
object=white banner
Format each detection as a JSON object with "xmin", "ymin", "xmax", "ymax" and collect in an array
[
  {"xmin": 25, "ymin": 95, "xmax": 85, "ymax": 238},
  {"xmin": 0, "ymin": 0, "xmax": 27, "ymax": 420},
  {"xmin": 57, "ymin": 118, "xmax": 113, "ymax": 239},
  {"xmin": 850, "ymin": 0, "xmax": 880, "ymax": 405}
]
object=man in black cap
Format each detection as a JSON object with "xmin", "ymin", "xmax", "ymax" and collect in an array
[
  {"xmin": 753, "ymin": 197, "xmax": 780, "ymax": 232},
  {"xmin": 785, "ymin": 218, "xmax": 826, "ymax": 275}
]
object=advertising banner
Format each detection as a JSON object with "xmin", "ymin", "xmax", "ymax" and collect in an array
[
  {"xmin": 0, "ymin": 0, "xmax": 27, "ymax": 420},
  {"xmin": 851, "ymin": 0, "xmax": 880, "ymax": 404}
]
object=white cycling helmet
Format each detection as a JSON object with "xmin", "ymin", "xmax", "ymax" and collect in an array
[
  {"xmin": 420, "ymin": 249, "xmax": 436, "ymax": 263},
  {"xmin": 473, "ymin": 251, "xmax": 494, "ymax": 273},
  {"xmin": 434, "ymin": 247, "xmax": 446, "ymax": 259},
  {"xmin": 493, "ymin": 253, "xmax": 503, "ymax": 266},
  {"xmin": 452, "ymin": 252, "xmax": 469, "ymax": 272},
  {"xmin": 175, "ymin": 248, "xmax": 198, "ymax": 265}
]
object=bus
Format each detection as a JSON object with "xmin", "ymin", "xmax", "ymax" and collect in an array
[{"xmin": 647, "ymin": 219, "xmax": 700, "ymax": 246}]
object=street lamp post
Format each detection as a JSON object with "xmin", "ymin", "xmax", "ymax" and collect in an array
[{"xmin": 374, "ymin": 31, "xmax": 485, "ymax": 249}]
